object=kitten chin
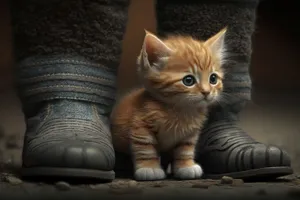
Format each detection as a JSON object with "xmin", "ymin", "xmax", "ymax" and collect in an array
[{"xmin": 110, "ymin": 28, "xmax": 227, "ymax": 181}]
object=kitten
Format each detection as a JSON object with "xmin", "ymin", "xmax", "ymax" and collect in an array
[{"xmin": 110, "ymin": 28, "xmax": 227, "ymax": 181}]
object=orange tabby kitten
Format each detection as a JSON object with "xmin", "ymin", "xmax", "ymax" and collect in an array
[{"xmin": 111, "ymin": 28, "xmax": 227, "ymax": 181}]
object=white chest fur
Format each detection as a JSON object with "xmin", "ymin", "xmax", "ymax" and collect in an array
[{"xmin": 156, "ymin": 109, "xmax": 207, "ymax": 152}]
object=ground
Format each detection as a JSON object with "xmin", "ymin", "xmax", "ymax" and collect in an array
[
  {"xmin": 1, "ymin": 172, "xmax": 300, "ymax": 200},
  {"xmin": 1, "ymin": 130, "xmax": 300, "ymax": 200}
]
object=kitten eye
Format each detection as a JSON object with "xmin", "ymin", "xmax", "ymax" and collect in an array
[
  {"xmin": 182, "ymin": 75, "xmax": 196, "ymax": 86},
  {"xmin": 209, "ymin": 73, "xmax": 218, "ymax": 85}
]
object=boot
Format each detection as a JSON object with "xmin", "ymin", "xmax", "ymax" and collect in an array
[
  {"xmin": 155, "ymin": 0, "xmax": 293, "ymax": 179},
  {"xmin": 9, "ymin": 0, "xmax": 129, "ymax": 180}
]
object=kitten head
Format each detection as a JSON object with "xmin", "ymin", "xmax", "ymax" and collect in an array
[{"xmin": 137, "ymin": 28, "xmax": 227, "ymax": 108}]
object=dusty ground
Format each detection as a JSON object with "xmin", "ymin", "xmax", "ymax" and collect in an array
[
  {"xmin": 1, "ymin": 172, "xmax": 300, "ymax": 200},
  {"xmin": 1, "ymin": 90, "xmax": 300, "ymax": 199}
]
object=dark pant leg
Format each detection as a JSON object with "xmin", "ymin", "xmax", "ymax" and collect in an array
[
  {"xmin": 9, "ymin": 0, "xmax": 129, "ymax": 180},
  {"xmin": 155, "ymin": 0, "xmax": 292, "ymax": 179}
]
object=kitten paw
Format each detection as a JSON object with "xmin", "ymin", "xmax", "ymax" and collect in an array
[
  {"xmin": 134, "ymin": 168, "xmax": 166, "ymax": 181},
  {"xmin": 173, "ymin": 164, "xmax": 203, "ymax": 180}
]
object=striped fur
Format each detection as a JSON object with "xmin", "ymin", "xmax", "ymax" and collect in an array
[{"xmin": 110, "ymin": 29, "xmax": 227, "ymax": 181}]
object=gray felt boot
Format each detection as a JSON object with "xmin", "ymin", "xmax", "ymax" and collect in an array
[
  {"xmin": 10, "ymin": 0, "xmax": 129, "ymax": 180},
  {"xmin": 156, "ymin": 0, "xmax": 293, "ymax": 179}
]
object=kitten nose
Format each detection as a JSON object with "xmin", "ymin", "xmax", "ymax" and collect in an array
[{"xmin": 201, "ymin": 91, "xmax": 210, "ymax": 97}]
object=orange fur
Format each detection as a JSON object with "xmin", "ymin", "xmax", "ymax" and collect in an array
[{"xmin": 110, "ymin": 28, "xmax": 227, "ymax": 181}]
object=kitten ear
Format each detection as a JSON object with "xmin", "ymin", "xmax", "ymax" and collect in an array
[
  {"xmin": 204, "ymin": 27, "xmax": 227, "ymax": 60},
  {"xmin": 141, "ymin": 30, "xmax": 173, "ymax": 67}
]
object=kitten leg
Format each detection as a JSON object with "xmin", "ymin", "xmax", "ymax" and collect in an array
[
  {"xmin": 130, "ymin": 127, "xmax": 166, "ymax": 181},
  {"xmin": 172, "ymin": 133, "xmax": 203, "ymax": 180}
]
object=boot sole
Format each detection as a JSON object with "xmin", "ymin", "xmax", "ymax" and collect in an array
[
  {"xmin": 203, "ymin": 166, "xmax": 293, "ymax": 180},
  {"xmin": 22, "ymin": 167, "xmax": 115, "ymax": 181}
]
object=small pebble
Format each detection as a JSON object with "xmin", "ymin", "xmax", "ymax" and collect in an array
[
  {"xmin": 232, "ymin": 179, "xmax": 244, "ymax": 186},
  {"xmin": 3, "ymin": 175, "xmax": 23, "ymax": 185},
  {"xmin": 55, "ymin": 181, "xmax": 71, "ymax": 191},
  {"xmin": 128, "ymin": 180, "xmax": 138, "ymax": 187},
  {"xmin": 109, "ymin": 180, "xmax": 143, "ymax": 195},
  {"xmin": 110, "ymin": 181, "xmax": 126, "ymax": 189},
  {"xmin": 220, "ymin": 176, "xmax": 234, "ymax": 184}
]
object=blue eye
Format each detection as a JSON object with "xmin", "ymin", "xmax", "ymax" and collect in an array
[
  {"xmin": 182, "ymin": 75, "xmax": 196, "ymax": 86},
  {"xmin": 209, "ymin": 73, "xmax": 218, "ymax": 85}
]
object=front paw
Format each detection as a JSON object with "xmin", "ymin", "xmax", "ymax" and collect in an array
[
  {"xmin": 134, "ymin": 167, "xmax": 166, "ymax": 181},
  {"xmin": 173, "ymin": 164, "xmax": 203, "ymax": 180}
]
